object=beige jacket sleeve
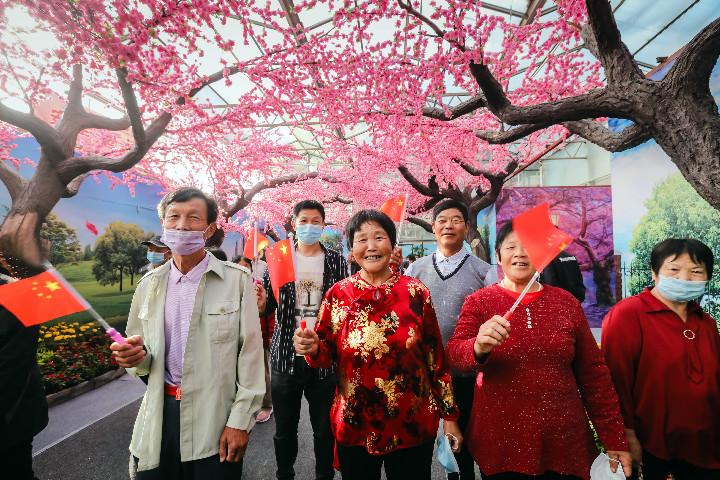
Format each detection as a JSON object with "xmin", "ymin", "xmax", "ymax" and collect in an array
[
  {"xmin": 226, "ymin": 273, "xmax": 265, "ymax": 431},
  {"xmin": 125, "ymin": 280, "xmax": 152, "ymax": 377}
]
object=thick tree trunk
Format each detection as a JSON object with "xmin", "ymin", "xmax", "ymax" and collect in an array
[
  {"xmin": 650, "ymin": 97, "xmax": 720, "ymax": 209},
  {"xmin": 465, "ymin": 217, "xmax": 490, "ymax": 262},
  {"xmin": 0, "ymin": 159, "xmax": 68, "ymax": 268}
]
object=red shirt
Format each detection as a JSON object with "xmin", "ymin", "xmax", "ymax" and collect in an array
[
  {"xmin": 306, "ymin": 272, "xmax": 459, "ymax": 455},
  {"xmin": 447, "ymin": 284, "xmax": 627, "ymax": 479},
  {"xmin": 602, "ymin": 288, "xmax": 720, "ymax": 468}
]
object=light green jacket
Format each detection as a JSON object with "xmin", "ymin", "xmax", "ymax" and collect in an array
[{"xmin": 125, "ymin": 254, "xmax": 265, "ymax": 471}]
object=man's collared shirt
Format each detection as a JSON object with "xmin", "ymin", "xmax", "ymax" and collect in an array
[
  {"xmin": 164, "ymin": 253, "xmax": 210, "ymax": 386},
  {"xmin": 434, "ymin": 249, "xmax": 469, "ymax": 277}
]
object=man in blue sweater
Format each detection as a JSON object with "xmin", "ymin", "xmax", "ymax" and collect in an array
[{"xmin": 405, "ymin": 199, "xmax": 495, "ymax": 480}]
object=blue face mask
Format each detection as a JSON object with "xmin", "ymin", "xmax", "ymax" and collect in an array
[
  {"xmin": 656, "ymin": 275, "xmax": 707, "ymax": 302},
  {"xmin": 147, "ymin": 251, "xmax": 165, "ymax": 265},
  {"xmin": 295, "ymin": 224, "xmax": 324, "ymax": 245},
  {"xmin": 435, "ymin": 430, "xmax": 460, "ymax": 473}
]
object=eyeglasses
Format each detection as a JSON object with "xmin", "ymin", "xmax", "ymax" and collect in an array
[{"xmin": 435, "ymin": 218, "xmax": 465, "ymax": 227}]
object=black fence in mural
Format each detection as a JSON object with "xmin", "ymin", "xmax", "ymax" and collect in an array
[{"xmin": 617, "ymin": 265, "xmax": 720, "ymax": 324}]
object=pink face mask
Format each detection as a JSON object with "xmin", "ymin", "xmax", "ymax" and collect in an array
[{"xmin": 160, "ymin": 226, "xmax": 209, "ymax": 255}]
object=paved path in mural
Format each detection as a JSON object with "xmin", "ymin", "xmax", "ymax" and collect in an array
[{"xmin": 32, "ymin": 375, "xmax": 459, "ymax": 479}]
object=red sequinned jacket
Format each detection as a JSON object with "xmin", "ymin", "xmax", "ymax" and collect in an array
[
  {"xmin": 447, "ymin": 284, "xmax": 627, "ymax": 479},
  {"xmin": 306, "ymin": 272, "xmax": 459, "ymax": 455}
]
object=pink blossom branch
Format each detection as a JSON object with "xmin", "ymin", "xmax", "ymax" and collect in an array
[
  {"xmin": 422, "ymin": 95, "xmax": 486, "ymax": 120},
  {"xmin": 398, "ymin": 165, "xmax": 438, "ymax": 197},
  {"xmin": 475, "ymin": 122, "xmax": 554, "ymax": 144}
]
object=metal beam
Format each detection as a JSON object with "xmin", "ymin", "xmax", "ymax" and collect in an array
[{"xmin": 520, "ymin": 0, "xmax": 548, "ymax": 26}]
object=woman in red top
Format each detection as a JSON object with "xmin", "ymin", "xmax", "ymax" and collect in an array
[
  {"xmin": 294, "ymin": 210, "xmax": 461, "ymax": 480},
  {"xmin": 602, "ymin": 239, "xmax": 720, "ymax": 480},
  {"xmin": 447, "ymin": 221, "xmax": 631, "ymax": 480}
]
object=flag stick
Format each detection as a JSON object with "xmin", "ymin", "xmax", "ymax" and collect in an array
[
  {"xmin": 41, "ymin": 262, "xmax": 127, "ymax": 344},
  {"xmin": 503, "ymin": 271, "xmax": 540, "ymax": 320},
  {"xmin": 252, "ymin": 222, "xmax": 259, "ymax": 282},
  {"xmin": 397, "ymin": 192, "xmax": 410, "ymax": 242}
]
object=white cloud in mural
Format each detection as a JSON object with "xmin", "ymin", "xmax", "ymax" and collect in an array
[{"xmin": 611, "ymin": 141, "xmax": 678, "ymax": 256}]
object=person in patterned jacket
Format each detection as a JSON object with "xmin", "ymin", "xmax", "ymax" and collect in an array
[{"xmin": 293, "ymin": 209, "xmax": 462, "ymax": 480}]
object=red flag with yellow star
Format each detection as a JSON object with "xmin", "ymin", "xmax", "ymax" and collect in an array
[
  {"xmin": 265, "ymin": 239, "xmax": 296, "ymax": 300},
  {"xmin": 512, "ymin": 203, "xmax": 573, "ymax": 273},
  {"xmin": 379, "ymin": 195, "xmax": 407, "ymax": 222},
  {"xmin": 243, "ymin": 229, "xmax": 270, "ymax": 260},
  {"xmin": 0, "ymin": 270, "xmax": 88, "ymax": 326}
]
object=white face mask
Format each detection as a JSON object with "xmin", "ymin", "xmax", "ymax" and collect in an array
[{"xmin": 160, "ymin": 226, "xmax": 210, "ymax": 255}]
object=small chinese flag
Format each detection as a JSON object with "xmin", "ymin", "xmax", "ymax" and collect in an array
[
  {"xmin": 379, "ymin": 195, "xmax": 406, "ymax": 222},
  {"xmin": 85, "ymin": 221, "xmax": 98, "ymax": 236},
  {"xmin": 243, "ymin": 230, "xmax": 270, "ymax": 260},
  {"xmin": 265, "ymin": 239, "xmax": 296, "ymax": 300},
  {"xmin": 512, "ymin": 203, "xmax": 573, "ymax": 273},
  {"xmin": 0, "ymin": 271, "xmax": 88, "ymax": 326}
]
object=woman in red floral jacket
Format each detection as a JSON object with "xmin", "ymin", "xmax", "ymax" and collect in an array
[
  {"xmin": 447, "ymin": 221, "xmax": 631, "ymax": 480},
  {"xmin": 294, "ymin": 209, "xmax": 461, "ymax": 480}
]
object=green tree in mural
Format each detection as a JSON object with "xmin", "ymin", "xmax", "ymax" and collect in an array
[
  {"xmin": 629, "ymin": 173, "xmax": 720, "ymax": 318},
  {"xmin": 92, "ymin": 222, "xmax": 149, "ymax": 291},
  {"xmin": 82, "ymin": 244, "xmax": 93, "ymax": 261},
  {"xmin": 39, "ymin": 213, "xmax": 82, "ymax": 265}
]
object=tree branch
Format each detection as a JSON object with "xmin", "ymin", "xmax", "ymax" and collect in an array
[
  {"xmin": 668, "ymin": 17, "xmax": 720, "ymax": 94},
  {"xmin": 224, "ymin": 172, "xmax": 326, "ymax": 218},
  {"xmin": 407, "ymin": 217, "xmax": 432, "ymax": 233},
  {"xmin": 475, "ymin": 122, "xmax": 554, "ymax": 144},
  {"xmin": 398, "ymin": 165, "xmax": 437, "ymax": 197},
  {"xmin": 0, "ymin": 103, "xmax": 65, "ymax": 159},
  {"xmin": 77, "ymin": 113, "xmax": 131, "ymax": 131},
  {"xmin": 397, "ymin": 0, "xmax": 466, "ymax": 51},
  {"xmin": 66, "ymin": 64, "xmax": 84, "ymax": 112},
  {"xmin": 468, "ymin": 62, "xmax": 627, "ymax": 125},
  {"xmin": 0, "ymin": 161, "xmax": 27, "ymax": 202},
  {"xmin": 422, "ymin": 95, "xmax": 486, "ymax": 120},
  {"xmin": 584, "ymin": 0, "xmax": 643, "ymax": 82},
  {"xmin": 62, "ymin": 173, "xmax": 87, "ymax": 198},
  {"xmin": 563, "ymin": 119, "xmax": 651, "ymax": 151},
  {"xmin": 116, "ymin": 68, "xmax": 146, "ymax": 146}
]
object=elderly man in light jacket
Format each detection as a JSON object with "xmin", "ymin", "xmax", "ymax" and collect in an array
[{"xmin": 111, "ymin": 187, "xmax": 265, "ymax": 479}]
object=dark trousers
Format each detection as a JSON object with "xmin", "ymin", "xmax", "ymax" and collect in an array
[
  {"xmin": 271, "ymin": 356, "xmax": 336, "ymax": 480},
  {"xmin": 483, "ymin": 473, "xmax": 581, "ymax": 480},
  {"xmin": 136, "ymin": 395, "xmax": 244, "ymax": 480},
  {"xmin": 337, "ymin": 440, "xmax": 434, "ymax": 480},
  {"xmin": 448, "ymin": 375, "xmax": 477, "ymax": 480},
  {"xmin": 0, "ymin": 439, "xmax": 38, "ymax": 480},
  {"xmin": 636, "ymin": 451, "xmax": 720, "ymax": 480}
]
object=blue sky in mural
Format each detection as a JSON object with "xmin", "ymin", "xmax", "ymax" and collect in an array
[{"xmin": 0, "ymin": 138, "xmax": 248, "ymax": 253}]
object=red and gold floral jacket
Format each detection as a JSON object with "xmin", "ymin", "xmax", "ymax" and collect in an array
[{"xmin": 306, "ymin": 272, "xmax": 458, "ymax": 455}]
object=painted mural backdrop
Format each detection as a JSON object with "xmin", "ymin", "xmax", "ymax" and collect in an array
[
  {"xmin": 611, "ymin": 60, "xmax": 720, "ymax": 320},
  {"xmin": 496, "ymin": 186, "xmax": 614, "ymax": 328}
]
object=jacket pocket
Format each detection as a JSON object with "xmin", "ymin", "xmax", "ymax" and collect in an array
[{"xmin": 206, "ymin": 301, "xmax": 240, "ymax": 343}]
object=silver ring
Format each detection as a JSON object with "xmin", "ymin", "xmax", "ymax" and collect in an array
[{"xmin": 683, "ymin": 329, "xmax": 696, "ymax": 340}]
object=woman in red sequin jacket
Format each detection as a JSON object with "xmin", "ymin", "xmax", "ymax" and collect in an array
[{"xmin": 447, "ymin": 221, "xmax": 631, "ymax": 480}]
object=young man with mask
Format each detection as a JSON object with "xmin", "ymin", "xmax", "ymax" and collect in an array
[
  {"xmin": 405, "ymin": 200, "xmax": 495, "ymax": 480},
  {"xmin": 257, "ymin": 200, "xmax": 348, "ymax": 480},
  {"xmin": 110, "ymin": 187, "xmax": 265, "ymax": 479}
]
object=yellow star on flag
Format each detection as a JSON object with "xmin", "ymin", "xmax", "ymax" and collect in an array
[
  {"xmin": 280, "ymin": 244, "xmax": 288, "ymax": 255},
  {"xmin": 45, "ymin": 281, "xmax": 62, "ymax": 292}
]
